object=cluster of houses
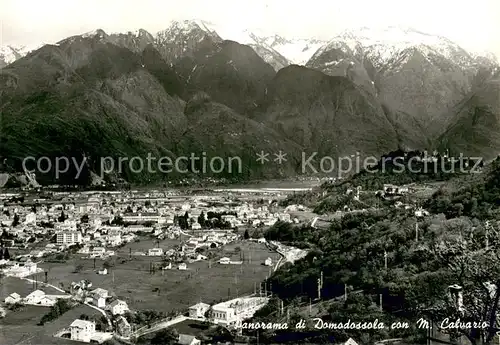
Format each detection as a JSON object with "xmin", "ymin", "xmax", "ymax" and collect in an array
[
  {"xmin": 0, "ymin": 189, "xmax": 300, "ymax": 344},
  {"xmin": 4, "ymin": 289, "xmax": 71, "ymax": 307},
  {"xmin": 0, "ymin": 258, "xmax": 42, "ymax": 277},
  {"xmin": 0, "ymin": 190, "xmax": 295, "ymax": 256}
]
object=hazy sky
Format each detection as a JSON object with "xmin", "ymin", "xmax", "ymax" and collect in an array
[{"xmin": 2, "ymin": 0, "xmax": 500, "ymax": 57}]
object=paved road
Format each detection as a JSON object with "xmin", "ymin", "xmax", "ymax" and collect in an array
[{"xmin": 133, "ymin": 315, "xmax": 191, "ymax": 337}]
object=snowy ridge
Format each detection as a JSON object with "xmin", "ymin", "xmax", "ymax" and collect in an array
[
  {"xmin": 0, "ymin": 44, "xmax": 42, "ymax": 65},
  {"xmin": 312, "ymin": 26, "xmax": 488, "ymax": 69},
  {"xmin": 2, "ymin": 22, "xmax": 497, "ymax": 70}
]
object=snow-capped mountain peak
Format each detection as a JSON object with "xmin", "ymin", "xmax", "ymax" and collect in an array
[
  {"xmin": 312, "ymin": 26, "xmax": 476, "ymax": 69},
  {"xmin": 82, "ymin": 28, "xmax": 108, "ymax": 39},
  {"xmin": 156, "ymin": 19, "xmax": 220, "ymax": 40},
  {"xmin": 0, "ymin": 44, "xmax": 43, "ymax": 67}
]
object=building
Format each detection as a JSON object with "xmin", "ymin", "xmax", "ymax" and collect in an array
[
  {"xmin": 91, "ymin": 288, "xmax": 108, "ymax": 308},
  {"xmin": 148, "ymin": 248, "xmax": 163, "ymax": 256},
  {"xmin": 25, "ymin": 212, "xmax": 36, "ymax": 224},
  {"xmin": 264, "ymin": 257, "xmax": 273, "ymax": 266},
  {"xmin": 178, "ymin": 334, "xmax": 201, "ymax": 345},
  {"xmin": 93, "ymin": 295, "xmax": 106, "ymax": 308},
  {"xmin": 189, "ymin": 302, "xmax": 210, "ymax": 318},
  {"xmin": 57, "ymin": 231, "xmax": 82, "ymax": 245},
  {"xmin": 24, "ymin": 290, "xmax": 45, "ymax": 304},
  {"xmin": 383, "ymin": 184, "xmax": 409, "ymax": 195},
  {"xmin": 115, "ymin": 316, "xmax": 131, "ymax": 337},
  {"xmin": 211, "ymin": 297, "xmax": 269, "ymax": 326},
  {"xmin": 178, "ymin": 263, "xmax": 187, "ymax": 270},
  {"xmin": 70, "ymin": 319, "xmax": 96, "ymax": 343},
  {"xmin": 219, "ymin": 257, "xmax": 230, "ymax": 265},
  {"xmin": 211, "ymin": 303, "xmax": 236, "ymax": 326},
  {"xmin": 108, "ymin": 299, "xmax": 129, "ymax": 315},
  {"xmin": 4, "ymin": 292, "xmax": 21, "ymax": 304},
  {"xmin": 91, "ymin": 247, "xmax": 106, "ymax": 257}
]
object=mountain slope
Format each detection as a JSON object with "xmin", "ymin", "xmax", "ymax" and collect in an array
[
  {"xmin": 258, "ymin": 65, "xmax": 399, "ymax": 161},
  {"xmin": 174, "ymin": 39, "xmax": 276, "ymax": 115},
  {"xmin": 307, "ymin": 27, "xmax": 498, "ymax": 141},
  {"xmin": 179, "ymin": 92, "xmax": 304, "ymax": 179},
  {"xmin": 438, "ymin": 72, "xmax": 500, "ymax": 160},
  {"xmin": 0, "ymin": 38, "xmax": 187, "ymax": 184}
]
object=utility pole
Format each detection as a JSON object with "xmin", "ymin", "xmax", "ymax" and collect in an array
[
  {"xmin": 317, "ymin": 278, "xmax": 321, "ymax": 300},
  {"xmin": 129, "ymin": 247, "xmax": 132, "ymax": 259},
  {"xmin": 93, "ymin": 257, "xmax": 96, "ymax": 269},
  {"xmin": 384, "ymin": 250, "xmax": 388, "ymax": 269},
  {"xmin": 44, "ymin": 271, "xmax": 48, "ymax": 284},
  {"xmin": 254, "ymin": 282, "xmax": 256, "ymax": 295},
  {"xmin": 415, "ymin": 222, "xmax": 419, "ymax": 242},
  {"xmin": 344, "ymin": 283, "xmax": 347, "ymax": 301},
  {"xmin": 486, "ymin": 226, "xmax": 489, "ymax": 250},
  {"xmin": 379, "ymin": 293, "xmax": 383, "ymax": 311}
]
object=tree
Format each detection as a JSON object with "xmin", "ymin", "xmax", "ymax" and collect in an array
[
  {"xmin": 2, "ymin": 247, "xmax": 10, "ymax": 260},
  {"xmin": 198, "ymin": 212, "xmax": 206, "ymax": 228},
  {"xmin": 102, "ymin": 259, "xmax": 114, "ymax": 269},
  {"xmin": 150, "ymin": 328, "xmax": 178, "ymax": 345},
  {"xmin": 411, "ymin": 231, "xmax": 500, "ymax": 344},
  {"xmin": 244, "ymin": 229, "xmax": 250, "ymax": 239},
  {"xmin": 12, "ymin": 214, "xmax": 20, "ymax": 227},
  {"xmin": 58, "ymin": 211, "xmax": 66, "ymax": 222},
  {"xmin": 80, "ymin": 214, "xmax": 89, "ymax": 223}
]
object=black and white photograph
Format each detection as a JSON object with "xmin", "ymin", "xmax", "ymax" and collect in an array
[{"xmin": 0, "ymin": 0, "xmax": 499, "ymax": 344}]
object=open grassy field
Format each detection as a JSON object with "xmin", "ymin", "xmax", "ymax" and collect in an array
[
  {"xmin": 0, "ymin": 303, "xmax": 99, "ymax": 345},
  {"xmin": 35, "ymin": 240, "xmax": 280, "ymax": 313},
  {"xmin": 0, "ymin": 276, "xmax": 62, "ymax": 301}
]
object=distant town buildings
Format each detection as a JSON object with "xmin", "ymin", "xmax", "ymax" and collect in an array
[{"xmin": 56, "ymin": 230, "xmax": 82, "ymax": 245}]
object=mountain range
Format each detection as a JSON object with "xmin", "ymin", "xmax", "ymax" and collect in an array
[{"xmin": 1, "ymin": 20, "xmax": 499, "ymax": 184}]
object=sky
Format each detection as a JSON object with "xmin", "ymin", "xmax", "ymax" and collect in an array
[{"xmin": 1, "ymin": 0, "xmax": 500, "ymax": 58}]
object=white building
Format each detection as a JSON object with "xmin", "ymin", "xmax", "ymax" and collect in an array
[
  {"xmin": 24, "ymin": 290, "xmax": 45, "ymax": 304},
  {"xmin": 219, "ymin": 257, "xmax": 230, "ymax": 265},
  {"xmin": 4, "ymin": 292, "xmax": 21, "ymax": 304},
  {"xmin": 211, "ymin": 297, "xmax": 269, "ymax": 326},
  {"xmin": 24, "ymin": 212, "xmax": 37, "ymax": 224},
  {"xmin": 189, "ymin": 302, "xmax": 210, "ymax": 318},
  {"xmin": 91, "ymin": 288, "xmax": 108, "ymax": 308},
  {"xmin": 56, "ymin": 231, "xmax": 82, "ymax": 245},
  {"xmin": 264, "ymin": 257, "xmax": 273, "ymax": 266},
  {"xmin": 91, "ymin": 247, "xmax": 106, "ymax": 257},
  {"xmin": 148, "ymin": 248, "xmax": 163, "ymax": 256},
  {"xmin": 70, "ymin": 319, "xmax": 96, "ymax": 343},
  {"xmin": 107, "ymin": 299, "xmax": 129, "ymax": 315}
]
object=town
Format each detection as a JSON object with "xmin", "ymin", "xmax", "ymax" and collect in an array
[{"xmin": 0, "ymin": 186, "xmax": 311, "ymax": 345}]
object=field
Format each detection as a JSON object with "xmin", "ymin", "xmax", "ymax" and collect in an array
[
  {"xmin": 0, "ymin": 303, "xmax": 100, "ymax": 345},
  {"xmin": 0, "ymin": 276, "xmax": 62, "ymax": 301},
  {"xmin": 34, "ymin": 239, "xmax": 280, "ymax": 312}
]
